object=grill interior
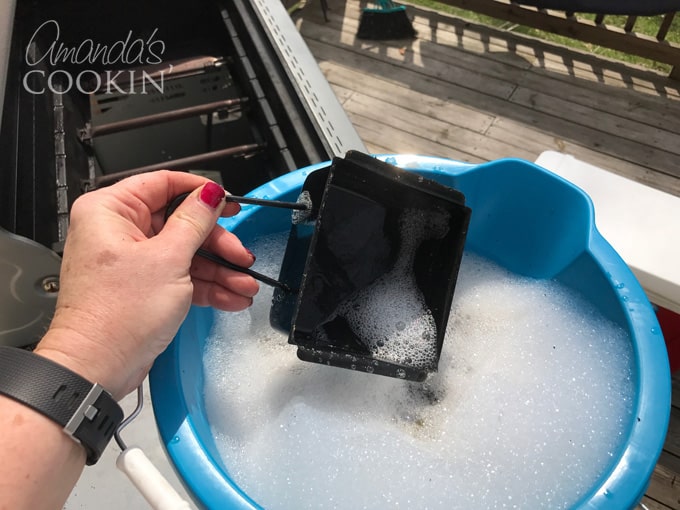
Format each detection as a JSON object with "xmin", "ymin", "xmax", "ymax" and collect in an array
[{"xmin": 0, "ymin": 0, "xmax": 333, "ymax": 253}]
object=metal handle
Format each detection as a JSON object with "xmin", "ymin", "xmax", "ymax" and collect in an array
[{"xmin": 165, "ymin": 192, "xmax": 295, "ymax": 292}]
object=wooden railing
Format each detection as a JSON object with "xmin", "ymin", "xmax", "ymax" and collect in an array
[{"xmin": 432, "ymin": 0, "xmax": 680, "ymax": 79}]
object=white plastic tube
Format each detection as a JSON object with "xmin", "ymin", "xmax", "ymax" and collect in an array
[{"xmin": 116, "ymin": 447, "xmax": 192, "ymax": 510}]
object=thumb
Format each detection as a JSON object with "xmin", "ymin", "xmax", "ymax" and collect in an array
[{"xmin": 159, "ymin": 181, "xmax": 226, "ymax": 260}]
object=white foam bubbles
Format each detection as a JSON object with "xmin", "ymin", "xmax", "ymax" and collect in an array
[
  {"xmin": 291, "ymin": 190, "xmax": 314, "ymax": 225},
  {"xmin": 203, "ymin": 235, "xmax": 635, "ymax": 510},
  {"xmin": 313, "ymin": 207, "xmax": 450, "ymax": 368}
]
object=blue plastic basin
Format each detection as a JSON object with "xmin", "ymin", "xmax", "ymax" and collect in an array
[{"xmin": 150, "ymin": 155, "xmax": 670, "ymax": 510}]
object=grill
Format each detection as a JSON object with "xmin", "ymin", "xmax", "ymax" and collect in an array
[{"xmin": 0, "ymin": 0, "xmax": 365, "ymax": 347}]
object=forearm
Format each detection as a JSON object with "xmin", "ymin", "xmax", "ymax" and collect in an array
[
  {"xmin": 0, "ymin": 329, "xmax": 121, "ymax": 510},
  {"xmin": 0, "ymin": 174, "xmax": 256, "ymax": 509},
  {"xmin": 0, "ymin": 393, "xmax": 85, "ymax": 510}
]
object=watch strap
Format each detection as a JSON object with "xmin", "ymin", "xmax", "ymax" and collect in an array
[{"xmin": 0, "ymin": 346, "xmax": 124, "ymax": 465}]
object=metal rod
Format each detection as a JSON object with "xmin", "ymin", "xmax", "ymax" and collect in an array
[
  {"xmin": 113, "ymin": 385, "xmax": 144, "ymax": 451},
  {"xmin": 167, "ymin": 192, "xmax": 308, "ymax": 215},
  {"xmin": 226, "ymin": 195, "xmax": 308, "ymax": 210},
  {"xmin": 90, "ymin": 97, "xmax": 248, "ymax": 137},
  {"xmin": 196, "ymin": 248, "xmax": 293, "ymax": 292},
  {"xmin": 92, "ymin": 143, "xmax": 263, "ymax": 188}
]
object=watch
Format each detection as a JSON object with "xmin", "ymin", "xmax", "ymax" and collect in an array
[{"xmin": 0, "ymin": 346, "xmax": 124, "ymax": 465}]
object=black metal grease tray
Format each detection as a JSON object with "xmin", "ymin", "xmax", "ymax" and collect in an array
[{"xmin": 270, "ymin": 151, "xmax": 471, "ymax": 381}]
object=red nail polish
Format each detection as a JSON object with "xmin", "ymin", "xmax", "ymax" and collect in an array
[
  {"xmin": 245, "ymin": 248, "xmax": 256, "ymax": 261},
  {"xmin": 200, "ymin": 182, "xmax": 225, "ymax": 209}
]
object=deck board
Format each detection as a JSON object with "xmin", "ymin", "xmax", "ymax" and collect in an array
[
  {"xmin": 296, "ymin": 0, "xmax": 680, "ymax": 195},
  {"xmin": 294, "ymin": 1, "xmax": 680, "ymax": 508},
  {"xmin": 408, "ymin": 7, "xmax": 680, "ymax": 101}
]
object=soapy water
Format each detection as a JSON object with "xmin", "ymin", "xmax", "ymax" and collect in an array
[
  {"xmin": 203, "ymin": 232, "xmax": 634, "ymax": 510},
  {"xmin": 314, "ymin": 208, "xmax": 450, "ymax": 368},
  {"xmin": 291, "ymin": 190, "xmax": 314, "ymax": 225}
]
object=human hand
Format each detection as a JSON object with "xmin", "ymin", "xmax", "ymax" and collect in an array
[{"xmin": 35, "ymin": 170, "xmax": 259, "ymax": 399}]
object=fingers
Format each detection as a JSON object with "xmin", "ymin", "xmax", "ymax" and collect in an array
[
  {"xmin": 102, "ymin": 170, "xmax": 260, "ymax": 311},
  {"xmin": 189, "ymin": 257, "xmax": 260, "ymax": 299},
  {"xmin": 159, "ymin": 181, "xmax": 257, "ymax": 276},
  {"xmin": 189, "ymin": 227, "xmax": 260, "ymax": 307},
  {"xmin": 107, "ymin": 170, "xmax": 210, "ymax": 215},
  {"xmin": 157, "ymin": 177, "xmax": 260, "ymax": 307},
  {"xmin": 104, "ymin": 171, "xmax": 241, "ymax": 233},
  {"xmin": 202, "ymin": 223, "xmax": 256, "ymax": 269},
  {"xmin": 158, "ymin": 182, "xmax": 227, "ymax": 262},
  {"xmin": 192, "ymin": 277, "xmax": 255, "ymax": 311}
]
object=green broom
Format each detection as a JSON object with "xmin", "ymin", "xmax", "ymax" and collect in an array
[{"xmin": 356, "ymin": 0, "xmax": 417, "ymax": 40}]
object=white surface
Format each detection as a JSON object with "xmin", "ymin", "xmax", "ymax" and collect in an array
[
  {"xmin": 65, "ymin": 379, "xmax": 196, "ymax": 510},
  {"xmin": 535, "ymin": 151, "xmax": 680, "ymax": 314}
]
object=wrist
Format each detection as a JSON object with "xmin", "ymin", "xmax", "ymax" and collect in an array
[
  {"xmin": 35, "ymin": 328, "xmax": 125, "ymax": 400},
  {"xmin": 0, "ymin": 346, "xmax": 124, "ymax": 465}
]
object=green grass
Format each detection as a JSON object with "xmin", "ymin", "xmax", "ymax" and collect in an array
[{"xmin": 405, "ymin": 0, "xmax": 680, "ymax": 73}]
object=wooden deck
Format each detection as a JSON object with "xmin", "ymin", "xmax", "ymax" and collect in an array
[{"xmin": 293, "ymin": 1, "xmax": 680, "ymax": 508}]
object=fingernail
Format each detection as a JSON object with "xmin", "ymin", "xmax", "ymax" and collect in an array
[
  {"xmin": 245, "ymin": 248, "xmax": 256, "ymax": 261},
  {"xmin": 199, "ymin": 182, "xmax": 225, "ymax": 209}
]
